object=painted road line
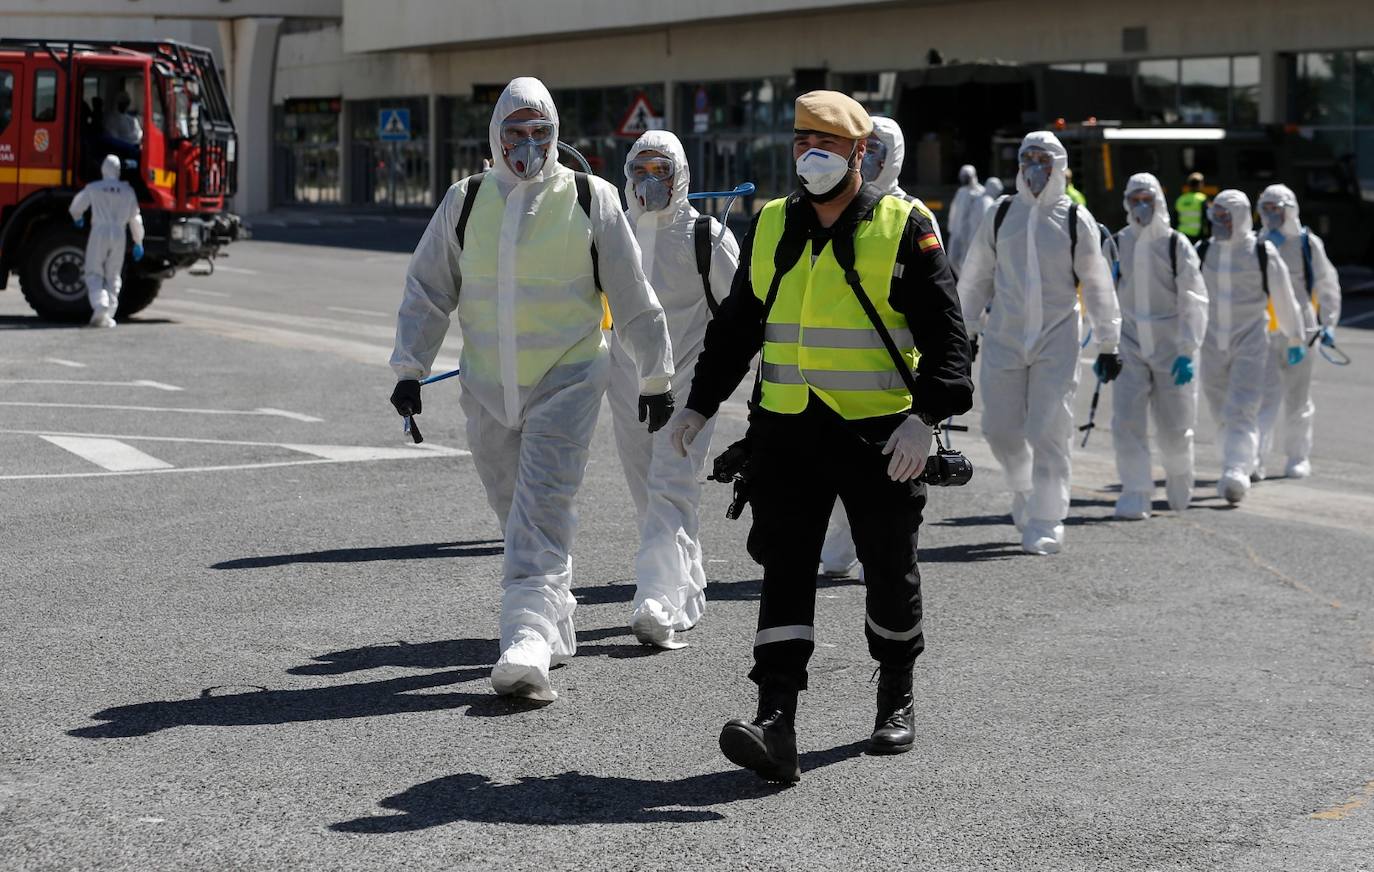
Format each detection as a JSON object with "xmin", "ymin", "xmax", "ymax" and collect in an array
[
  {"xmin": 327, "ymin": 306, "xmax": 391, "ymax": 318},
  {"xmin": 0, "ymin": 428, "xmax": 465, "ymax": 454},
  {"xmin": 0, "ymin": 379, "xmax": 183, "ymax": 391},
  {"xmin": 183, "ymin": 288, "xmax": 230, "ymax": 298},
  {"xmin": 46, "ymin": 358, "xmax": 87, "ymax": 368},
  {"xmin": 213, "ymin": 264, "xmax": 260, "ymax": 275},
  {"xmin": 156, "ymin": 298, "xmax": 397, "ymax": 340},
  {"xmin": 39, "ymin": 436, "xmax": 174, "ymax": 472},
  {"xmin": 0, "ymin": 402, "xmax": 323, "ymax": 422}
]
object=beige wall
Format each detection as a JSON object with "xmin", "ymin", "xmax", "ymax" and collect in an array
[
  {"xmin": 0, "ymin": 0, "xmax": 338, "ymax": 17},
  {"xmin": 288, "ymin": 0, "xmax": 1374, "ymax": 104}
]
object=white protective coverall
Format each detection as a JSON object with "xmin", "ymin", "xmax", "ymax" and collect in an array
[
  {"xmin": 819, "ymin": 115, "xmax": 944, "ymax": 576},
  {"xmin": 68, "ymin": 155, "xmax": 143, "ymax": 323},
  {"xmin": 1254, "ymin": 184, "xmax": 1341, "ymax": 479},
  {"xmin": 1198, "ymin": 189, "xmax": 1304, "ymax": 503},
  {"xmin": 609, "ymin": 130, "xmax": 739, "ymax": 646},
  {"xmin": 390, "ymin": 78, "xmax": 674, "ymax": 700},
  {"xmin": 946, "ymin": 164, "xmax": 985, "ymax": 271},
  {"xmin": 957, "ymin": 131, "xmax": 1121, "ymax": 553},
  {"xmin": 1110, "ymin": 173, "xmax": 1209, "ymax": 517}
]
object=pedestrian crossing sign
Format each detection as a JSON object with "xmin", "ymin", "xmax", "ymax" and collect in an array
[
  {"xmin": 615, "ymin": 93, "xmax": 664, "ymax": 138},
  {"xmin": 379, "ymin": 108, "xmax": 411, "ymax": 142}
]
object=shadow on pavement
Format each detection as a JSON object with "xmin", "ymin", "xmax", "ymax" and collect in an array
[
  {"xmin": 919, "ymin": 542, "xmax": 1025, "ymax": 562},
  {"xmin": 290, "ymin": 627, "xmax": 630, "ymax": 676},
  {"xmin": 0, "ymin": 315, "xmax": 175, "ymax": 329},
  {"xmin": 211, "ymin": 539, "xmax": 504, "ymax": 570},
  {"xmin": 67, "ymin": 667, "xmax": 501, "ymax": 739},
  {"xmin": 331, "ymin": 741, "xmax": 868, "ymax": 831}
]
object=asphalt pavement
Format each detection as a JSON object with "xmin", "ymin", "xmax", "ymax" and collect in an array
[{"xmin": 2, "ymin": 221, "xmax": 1372, "ymax": 871}]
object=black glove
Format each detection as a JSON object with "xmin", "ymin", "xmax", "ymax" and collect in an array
[
  {"xmin": 969, "ymin": 335, "xmax": 979, "ymax": 364},
  {"xmin": 1093, "ymin": 352, "xmax": 1123, "ymax": 383},
  {"xmin": 639, "ymin": 390, "xmax": 675, "ymax": 433},
  {"xmin": 390, "ymin": 379, "xmax": 421, "ymax": 417}
]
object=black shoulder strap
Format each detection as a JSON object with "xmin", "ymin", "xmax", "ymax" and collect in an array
[
  {"xmin": 1256, "ymin": 239, "xmax": 1269, "ymax": 296},
  {"xmin": 454, "ymin": 172, "xmax": 485, "ymax": 248},
  {"xmin": 1196, "ymin": 238, "xmax": 1210, "ymax": 267},
  {"xmin": 574, "ymin": 172, "xmax": 601, "ymax": 293},
  {"xmin": 992, "ymin": 197, "xmax": 1012, "ymax": 247},
  {"xmin": 693, "ymin": 215, "xmax": 717, "ymax": 315},
  {"xmin": 831, "ymin": 230, "xmax": 920, "ymax": 400},
  {"xmin": 1068, "ymin": 203, "xmax": 1080, "ymax": 287},
  {"xmin": 1169, "ymin": 231, "xmax": 1179, "ymax": 279},
  {"xmin": 1301, "ymin": 227, "xmax": 1313, "ymax": 294}
]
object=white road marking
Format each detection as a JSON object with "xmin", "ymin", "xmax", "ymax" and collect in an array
[
  {"xmin": 46, "ymin": 358, "xmax": 87, "ymax": 368},
  {"xmin": 183, "ymin": 287, "xmax": 229, "ymax": 298},
  {"xmin": 213, "ymin": 264, "xmax": 259, "ymax": 275},
  {"xmin": 327, "ymin": 306, "xmax": 391, "ymax": 318},
  {"xmin": 39, "ymin": 435, "xmax": 174, "ymax": 472},
  {"xmin": 1340, "ymin": 309, "xmax": 1374, "ymax": 326},
  {"xmin": 0, "ymin": 402, "xmax": 322, "ymax": 422},
  {"xmin": 1, "ymin": 428, "xmax": 465, "ymax": 454},
  {"xmin": 0, "ymin": 379, "xmax": 183, "ymax": 391},
  {"xmin": 156, "ymin": 298, "xmax": 396, "ymax": 340}
]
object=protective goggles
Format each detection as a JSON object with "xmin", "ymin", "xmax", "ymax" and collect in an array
[
  {"xmin": 1208, "ymin": 205, "xmax": 1233, "ymax": 223},
  {"xmin": 864, "ymin": 136, "xmax": 888, "ymax": 163},
  {"xmin": 626, "ymin": 155, "xmax": 676, "ymax": 181},
  {"xmin": 1126, "ymin": 190, "xmax": 1155, "ymax": 207},
  {"xmin": 1019, "ymin": 148, "xmax": 1055, "ymax": 169},
  {"xmin": 499, "ymin": 119, "xmax": 556, "ymax": 147},
  {"xmin": 1259, "ymin": 200, "xmax": 1289, "ymax": 216}
]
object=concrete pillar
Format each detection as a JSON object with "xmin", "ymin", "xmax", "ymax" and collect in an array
[
  {"xmin": 1259, "ymin": 51, "xmax": 1286, "ymax": 125},
  {"xmin": 338, "ymin": 101, "xmax": 353, "ymax": 204},
  {"xmin": 663, "ymin": 79, "xmax": 675, "ymax": 131},
  {"xmin": 427, "ymin": 92, "xmax": 440, "ymax": 205},
  {"xmin": 222, "ymin": 17, "xmax": 283, "ymax": 216}
]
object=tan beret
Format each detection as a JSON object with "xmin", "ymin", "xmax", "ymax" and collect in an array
[{"xmin": 794, "ymin": 90, "xmax": 873, "ymax": 140}]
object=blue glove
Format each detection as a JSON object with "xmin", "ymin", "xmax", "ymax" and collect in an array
[
  {"xmin": 1319, "ymin": 326, "xmax": 1336, "ymax": 348},
  {"xmin": 74, "ymin": 216, "xmax": 84, "ymax": 229},
  {"xmin": 1287, "ymin": 345, "xmax": 1305, "ymax": 366},
  {"xmin": 1170, "ymin": 355, "xmax": 1194, "ymax": 386},
  {"xmin": 132, "ymin": 244, "xmax": 144, "ymax": 262}
]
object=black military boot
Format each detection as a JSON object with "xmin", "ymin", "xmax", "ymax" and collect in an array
[
  {"xmin": 869, "ymin": 666, "xmax": 915, "ymax": 754},
  {"xmin": 718, "ymin": 686, "xmax": 800, "ymax": 783}
]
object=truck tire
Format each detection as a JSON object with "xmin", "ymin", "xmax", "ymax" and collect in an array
[
  {"xmin": 115, "ymin": 275, "xmax": 162, "ymax": 320},
  {"xmin": 19, "ymin": 226, "xmax": 91, "ymax": 322}
]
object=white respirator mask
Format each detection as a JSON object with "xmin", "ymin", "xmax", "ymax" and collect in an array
[{"xmin": 796, "ymin": 145, "xmax": 857, "ymax": 201}]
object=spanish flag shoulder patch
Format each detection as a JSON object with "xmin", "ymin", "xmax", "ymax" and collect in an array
[{"xmin": 917, "ymin": 233, "xmax": 942, "ymax": 253}]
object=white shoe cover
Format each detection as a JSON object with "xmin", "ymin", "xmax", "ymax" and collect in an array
[
  {"xmin": 1165, "ymin": 475, "xmax": 1193, "ymax": 513},
  {"xmin": 88, "ymin": 311, "xmax": 116, "ymax": 328},
  {"xmin": 1285, "ymin": 458, "xmax": 1311, "ymax": 479},
  {"xmin": 820, "ymin": 559, "xmax": 859, "ymax": 579},
  {"xmin": 1011, "ymin": 491, "xmax": 1031, "ymax": 532},
  {"xmin": 1219, "ymin": 469, "xmax": 1249, "ymax": 504},
  {"xmin": 1114, "ymin": 491, "xmax": 1152, "ymax": 521},
  {"xmin": 630, "ymin": 599, "xmax": 687, "ymax": 650},
  {"xmin": 1021, "ymin": 519, "xmax": 1064, "ymax": 555},
  {"xmin": 491, "ymin": 632, "xmax": 557, "ymax": 701}
]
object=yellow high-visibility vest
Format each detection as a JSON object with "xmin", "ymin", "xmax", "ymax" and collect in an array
[{"xmin": 751, "ymin": 195, "xmax": 920, "ymax": 420}]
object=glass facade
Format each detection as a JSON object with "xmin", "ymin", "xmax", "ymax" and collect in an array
[
  {"xmin": 1290, "ymin": 49, "xmax": 1374, "ymax": 201},
  {"xmin": 674, "ymin": 76, "xmax": 797, "ymax": 209},
  {"xmin": 348, "ymin": 97, "xmax": 430, "ymax": 208},
  {"xmin": 274, "ymin": 98, "xmax": 342, "ymax": 205},
  {"xmin": 1046, "ymin": 56, "xmax": 1259, "ymax": 125}
]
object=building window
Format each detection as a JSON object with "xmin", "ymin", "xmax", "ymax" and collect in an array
[
  {"xmin": 348, "ymin": 97, "xmax": 430, "ymax": 208},
  {"xmin": 33, "ymin": 70, "xmax": 57, "ymax": 122},
  {"xmin": 0, "ymin": 71, "xmax": 13, "ymax": 136},
  {"xmin": 274, "ymin": 98, "xmax": 342, "ymax": 205},
  {"xmin": 1290, "ymin": 48, "xmax": 1374, "ymax": 201}
]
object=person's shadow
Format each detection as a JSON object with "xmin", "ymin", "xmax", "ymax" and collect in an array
[
  {"xmin": 289, "ymin": 627, "xmax": 639, "ymax": 676},
  {"xmin": 332, "ymin": 741, "xmax": 867, "ymax": 832},
  {"xmin": 211, "ymin": 539, "xmax": 504, "ymax": 571}
]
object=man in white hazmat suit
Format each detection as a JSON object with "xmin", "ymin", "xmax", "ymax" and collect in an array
[
  {"xmin": 1109, "ymin": 173, "xmax": 1209, "ymax": 519},
  {"xmin": 1253, "ymin": 183, "xmax": 1341, "ymax": 480},
  {"xmin": 389, "ymin": 78, "xmax": 675, "ymax": 702},
  {"xmin": 957, "ymin": 131, "xmax": 1123, "ymax": 554},
  {"xmin": 1197, "ymin": 189, "xmax": 1305, "ymax": 504},
  {"xmin": 69, "ymin": 154, "xmax": 144, "ymax": 328},
  {"xmin": 608, "ymin": 130, "xmax": 740, "ymax": 648},
  {"xmin": 945, "ymin": 164, "xmax": 985, "ymax": 271},
  {"xmin": 980, "ymin": 177, "xmax": 1004, "ymax": 216},
  {"xmin": 819, "ymin": 115, "xmax": 942, "ymax": 577}
]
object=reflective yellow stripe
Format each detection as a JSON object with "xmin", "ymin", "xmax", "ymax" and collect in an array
[
  {"xmin": 0, "ymin": 167, "xmax": 69, "ymax": 185},
  {"xmin": 152, "ymin": 168, "xmax": 177, "ymax": 188}
]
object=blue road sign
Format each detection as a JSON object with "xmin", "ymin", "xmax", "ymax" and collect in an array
[{"xmin": 379, "ymin": 108, "xmax": 411, "ymax": 142}]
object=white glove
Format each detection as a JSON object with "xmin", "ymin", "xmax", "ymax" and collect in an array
[
  {"xmin": 882, "ymin": 416, "xmax": 932, "ymax": 482},
  {"xmin": 668, "ymin": 408, "xmax": 708, "ymax": 458}
]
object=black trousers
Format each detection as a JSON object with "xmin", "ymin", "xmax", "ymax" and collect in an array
[{"xmin": 745, "ymin": 397, "xmax": 927, "ymax": 693}]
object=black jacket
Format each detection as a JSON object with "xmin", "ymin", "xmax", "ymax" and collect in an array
[{"xmin": 685, "ymin": 184, "xmax": 974, "ymax": 423}]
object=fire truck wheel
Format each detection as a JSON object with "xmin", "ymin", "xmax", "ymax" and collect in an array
[
  {"xmin": 19, "ymin": 226, "xmax": 92, "ymax": 322},
  {"xmin": 115, "ymin": 275, "xmax": 163, "ymax": 320}
]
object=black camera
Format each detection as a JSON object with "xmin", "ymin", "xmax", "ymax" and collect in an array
[
  {"xmin": 918, "ymin": 447, "xmax": 974, "ymax": 487},
  {"xmin": 709, "ymin": 438, "xmax": 752, "ymax": 520}
]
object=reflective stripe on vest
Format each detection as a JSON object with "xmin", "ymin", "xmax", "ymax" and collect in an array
[
  {"xmin": 458, "ymin": 174, "xmax": 604, "ymax": 390},
  {"xmin": 750, "ymin": 195, "xmax": 918, "ymax": 420}
]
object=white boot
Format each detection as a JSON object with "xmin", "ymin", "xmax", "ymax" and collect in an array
[
  {"xmin": 1285, "ymin": 458, "xmax": 1311, "ymax": 479},
  {"xmin": 1218, "ymin": 469, "xmax": 1249, "ymax": 505},
  {"xmin": 1165, "ymin": 475, "xmax": 1193, "ymax": 513},
  {"xmin": 1021, "ymin": 519, "xmax": 1064, "ymax": 555},
  {"xmin": 1114, "ymin": 491, "xmax": 1152, "ymax": 521},
  {"xmin": 491, "ymin": 630, "xmax": 557, "ymax": 702},
  {"xmin": 629, "ymin": 599, "xmax": 687, "ymax": 650},
  {"xmin": 1010, "ymin": 491, "xmax": 1031, "ymax": 532}
]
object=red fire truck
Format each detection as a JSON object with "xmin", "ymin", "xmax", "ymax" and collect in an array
[{"xmin": 0, "ymin": 38, "xmax": 242, "ymax": 321}]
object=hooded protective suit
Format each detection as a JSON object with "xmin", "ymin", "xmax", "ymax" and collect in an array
[
  {"xmin": 1198, "ymin": 189, "xmax": 1304, "ymax": 502},
  {"xmin": 608, "ymin": 130, "xmax": 740, "ymax": 646},
  {"xmin": 957, "ymin": 131, "xmax": 1121, "ymax": 552},
  {"xmin": 819, "ymin": 116, "xmax": 942, "ymax": 576},
  {"xmin": 1109, "ymin": 173, "xmax": 1209, "ymax": 516},
  {"xmin": 980, "ymin": 177, "xmax": 1004, "ymax": 215},
  {"xmin": 1254, "ymin": 184, "xmax": 1341, "ymax": 477},
  {"xmin": 390, "ymin": 78, "xmax": 673, "ymax": 699},
  {"xmin": 946, "ymin": 164, "xmax": 985, "ymax": 270},
  {"xmin": 68, "ymin": 155, "xmax": 143, "ymax": 323}
]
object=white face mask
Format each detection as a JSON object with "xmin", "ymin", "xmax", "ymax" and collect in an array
[{"xmin": 795, "ymin": 146, "xmax": 855, "ymax": 199}]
